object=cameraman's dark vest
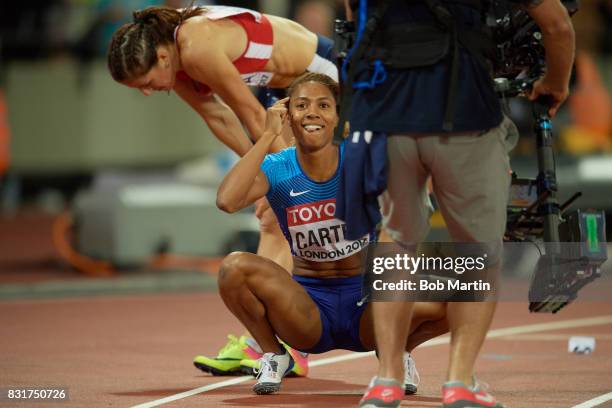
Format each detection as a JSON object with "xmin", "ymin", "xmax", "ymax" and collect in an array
[{"xmin": 338, "ymin": 0, "xmax": 495, "ymax": 139}]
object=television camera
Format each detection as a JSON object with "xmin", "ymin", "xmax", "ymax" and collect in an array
[{"xmin": 491, "ymin": 0, "xmax": 608, "ymax": 313}]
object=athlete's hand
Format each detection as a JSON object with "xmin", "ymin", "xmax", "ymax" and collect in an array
[
  {"xmin": 264, "ymin": 97, "xmax": 289, "ymax": 137},
  {"xmin": 528, "ymin": 77, "xmax": 569, "ymax": 117}
]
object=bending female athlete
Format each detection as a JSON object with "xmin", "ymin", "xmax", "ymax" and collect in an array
[
  {"xmin": 107, "ymin": 4, "xmax": 338, "ymax": 272},
  {"xmin": 215, "ymin": 73, "xmax": 448, "ymax": 395}
]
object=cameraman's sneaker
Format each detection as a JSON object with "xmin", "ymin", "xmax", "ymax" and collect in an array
[
  {"xmin": 193, "ymin": 334, "xmax": 262, "ymax": 376},
  {"xmin": 442, "ymin": 381, "xmax": 504, "ymax": 408},
  {"xmin": 359, "ymin": 376, "xmax": 404, "ymax": 408},
  {"xmin": 404, "ymin": 352, "xmax": 420, "ymax": 395},
  {"xmin": 241, "ymin": 343, "xmax": 309, "ymax": 377},
  {"xmin": 252, "ymin": 349, "xmax": 294, "ymax": 395}
]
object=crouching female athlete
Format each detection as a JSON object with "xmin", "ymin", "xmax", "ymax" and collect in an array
[{"xmin": 216, "ymin": 73, "xmax": 448, "ymax": 395}]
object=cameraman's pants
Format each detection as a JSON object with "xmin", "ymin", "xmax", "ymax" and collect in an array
[{"xmin": 379, "ymin": 115, "xmax": 519, "ymax": 246}]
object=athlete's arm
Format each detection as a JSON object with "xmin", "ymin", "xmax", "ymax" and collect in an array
[
  {"xmin": 525, "ymin": 0, "xmax": 575, "ymax": 116},
  {"xmin": 217, "ymin": 98, "xmax": 289, "ymax": 213},
  {"xmin": 174, "ymin": 79, "xmax": 253, "ymax": 157},
  {"xmin": 178, "ymin": 22, "xmax": 288, "ymax": 152}
]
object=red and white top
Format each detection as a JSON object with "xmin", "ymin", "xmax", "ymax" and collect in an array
[{"xmin": 175, "ymin": 6, "xmax": 275, "ymax": 95}]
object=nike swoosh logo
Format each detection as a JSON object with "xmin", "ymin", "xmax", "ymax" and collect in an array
[
  {"xmin": 475, "ymin": 393, "xmax": 495, "ymax": 404},
  {"xmin": 289, "ymin": 189, "xmax": 310, "ymax": 197},
  {"xmin": 381, "ymin": 389, "xmax": 394, "ymax": 398}
]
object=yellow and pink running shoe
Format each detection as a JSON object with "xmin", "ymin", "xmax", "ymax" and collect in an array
[
  {"xmin": 193, "ymin": 335, "xmax": 309, "ymax": 377},
  {"xmin": 193, "ymin": 335, "xmax": 263, "ymax": 376}
]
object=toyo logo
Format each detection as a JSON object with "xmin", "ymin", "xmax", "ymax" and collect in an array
[{"xmin": 286, "ymin": 199, "xmax": 335, "ymax": 226}]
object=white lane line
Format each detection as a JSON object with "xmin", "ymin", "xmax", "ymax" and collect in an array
[
  {"xmin": 486, "ymin": 316, "xmax": 612, "ymax": 338},
  {"xmin": 494, "ymin": 333, "xmax": 612, "ymax": 341},
  {"xmin": 130, "ymin": 377, "xmax": 252, "ymax": 408},
  {"xmin": 571, "ymin": 392, "xmax": 612, "ymax": 408},
  {"xmin": 309, "ymin": 315, "xmax": 612, "ymax": 366},
  {"xmin": 131, "ymin": 314, "xmax": 612, "ymax": 408}
]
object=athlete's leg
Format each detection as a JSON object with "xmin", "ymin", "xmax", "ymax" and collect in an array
[
  {"xmin": 218, "ymin": 251, "xmax": 320, "ymax": 353},
  {"xmin": 405, "ymin": 303, "xmax": 449, "ymax": 352},
  {"xmin": 403, "ymin": 302, "xmax": 448, "ymax": 395},
  {"xmin": 358, "ymin": 301, "xmax": 447, "ymax": 352},
  {"xmin": 255, "ymin": 201, "xmax": 293, "ymax": 272},
  {"xmin": 198, "ymin": 198, "xmax": 293, "ymax": 379}
]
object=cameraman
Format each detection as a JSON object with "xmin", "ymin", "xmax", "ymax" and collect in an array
[{"xmin": 338, "ymin": 1, "xmax": 575, "ymax": 407}]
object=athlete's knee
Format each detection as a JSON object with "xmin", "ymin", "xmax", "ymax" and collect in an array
[
  {"xmin": 218, "ymin": 251, "xmax": 252, "ymax": 291},
  {"xmin": 423, "ymin": 302, "xmax": 446, "ymax": 321}
]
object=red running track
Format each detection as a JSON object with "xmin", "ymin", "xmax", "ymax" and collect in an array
[{"xmin": 1, "ymin": 293, "xmax": 612, "ymax": 408}]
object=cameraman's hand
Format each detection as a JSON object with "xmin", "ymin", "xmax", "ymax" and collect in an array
[
  {"xmin": 528, "ymin": 77, "xmax": 569, "ymax": 117},
  {"xmin": 264, "ymin": 97, "xmax": 289, "ymax": 137},
  {"xmin": 525, "ymin": 0, "xmax": 575, "ymax": 117}
]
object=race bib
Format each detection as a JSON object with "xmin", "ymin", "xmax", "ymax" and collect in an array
[
  {"xmin": 286, "ymin": 199, "xmax": 369, "ymax": 262},
  {"xmin": 241, "ymin": 72, "xmax": 274, "ymax": 87}
]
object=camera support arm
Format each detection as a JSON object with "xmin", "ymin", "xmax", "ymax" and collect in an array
[{"xmin": 533, "ymin": 97, "xmax": 560, "ymax": 248}]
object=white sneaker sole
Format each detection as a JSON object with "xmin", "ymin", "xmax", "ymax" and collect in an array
[{"xmin": 253, "ymin": 382, "xmax": 281, "ymax": 395}]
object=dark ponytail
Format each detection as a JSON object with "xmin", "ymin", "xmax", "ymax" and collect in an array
[{"xmin": 107, "ymin": 4, "xmax": 206, "ymax": 82}]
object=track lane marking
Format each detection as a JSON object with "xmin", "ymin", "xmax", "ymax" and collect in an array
[
  {"xmin": 131, "ymin": 315, "xmax": 612, "ymax": 408},
  {"xmin": 571, "ymin": 392, "xmax": 612, "ymax": 408},
  {"xmin": 494, "ymin": 333, "xmax": 612, "ymax": 341}
]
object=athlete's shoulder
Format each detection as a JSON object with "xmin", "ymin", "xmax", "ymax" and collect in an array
[
  {"xmin": 176, "ymin": 17, "xmax": 216, "ymax": 61},
  {"xmin": 202, "ymin": 5, "xmax": 263, "ymax": 22},
  {"xmin": 261, "ymin": 146, "xmax": 298, "ymax": 180},
  {"xmin": 263, "ymin": 146, "xmax": 296, "ymax": 165},
  {"xmin": 178, "ymin": 14, "xmax": 212, "ymax": 34}
]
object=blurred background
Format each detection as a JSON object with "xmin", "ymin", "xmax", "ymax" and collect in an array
[{"xmin": 0, "ymin": 0, "xmax": 610, "ymax": 299}]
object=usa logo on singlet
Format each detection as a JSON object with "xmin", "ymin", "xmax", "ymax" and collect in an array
[
  {"xmin": 241, "ymin": 72, "xmax": 273, "ymax": 86},
  {"xmin": 286, "ymin": 198, "xmax": 369, "ymax": 262}
]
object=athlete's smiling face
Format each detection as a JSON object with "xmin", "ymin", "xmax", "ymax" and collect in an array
[{"xmin": 289, "ymin": 81, "xmax": 338, "ymax": 151}]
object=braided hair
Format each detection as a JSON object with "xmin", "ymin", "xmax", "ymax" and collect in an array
[{"xmin": 107, "ymin": 5, "xmax": 205, "ymax": 82}]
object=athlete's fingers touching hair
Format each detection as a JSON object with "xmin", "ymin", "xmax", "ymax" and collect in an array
[
  {"xmin": 265, "ymin": 102, "xmax": 288, "ymax": 135},
  {"xmin": 273, "ymin": 98, "xmax": 290, "ymax": 117},
  {"xmin": 274, "ymin": 97, "xmax": 290, "ymax": 107},
  {"xmin": 269, "ymin": 99, "xmax": 289, "ymax": 116}
]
